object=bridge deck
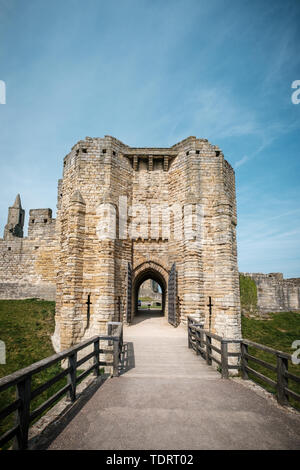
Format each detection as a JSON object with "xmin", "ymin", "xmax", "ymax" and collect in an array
[{"xmin": 48, "ymin": 314, "xmax": 300, "ymax": 450}]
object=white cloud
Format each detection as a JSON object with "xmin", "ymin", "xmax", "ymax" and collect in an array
[{"xmin": 235, "ymin": 155, "xmax": 249, "ymax": 168}]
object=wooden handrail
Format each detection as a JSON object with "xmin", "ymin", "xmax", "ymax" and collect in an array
[
  {"xmin": 240, "ymin": 340, "xmax": 300, "ymax": 407},
  {"xmin": 0, "ymin": 322, "xmax": 123, "ymax": 450},
  {"xmin": 0, "ymin": 335, "xmax": 99, "ymax": 392},
  {"xmin": 242, "ymin": 339, "xmax": 291, "ymax": 360},
  {"xmin": 188, "ymin": 320, "xmax": 241, "ymax": 378},
  {"xmin": 188, "ymin": 320, "xmax": 300, "ymax": 408}
]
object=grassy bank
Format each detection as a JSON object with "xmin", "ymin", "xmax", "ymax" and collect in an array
[
  {"xmin": 241, "ymin": 312, "xmax": 300, "ymax": 409},
  {"xmin": 0, "ymin": 299, "xmax": 63, "ymax": 448},
  {"xmin": 0, "ymin": 299, "xmax": 56, "ymax": 379}
]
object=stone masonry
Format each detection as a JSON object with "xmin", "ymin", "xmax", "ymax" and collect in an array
[
  {"xmin": 138, "ymin": 280, "xmax": 161, "ymax": 302},
  {"xmin": 0, "ymin": 136, "xmax": 242, "ymax": 353},
  {"xmin": 0, "ymin": 195, "xmax": 57, "ymax": 300},
  {"xmin": 241, "ymin": 272, "xmax": 300, "ymax": 314},
  {"xmin": 51, "ymin": 135, "xmax": 241, "ymax": 351}
]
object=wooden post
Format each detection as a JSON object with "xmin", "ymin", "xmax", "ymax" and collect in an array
[
  {"xmin": 108, "ymin": 322, "xmax": 119, "ymax": 377},
  {"xmin": 277, "ymin": 353, "xmax": 289, "ymax": 406},
  {"xmin": 199, "ymin": 329, "xmax": 204, "ymax": 358},
  {"xmin": 113, "ymin": 339, "xmax": 119, "ymax": 377},
  {"xmin": 206, "ymin": 334, "xmax": 212, "ymax": 365},
  {"xmin": 221, "ymin": 341, "xmax": 229, "ymax": 379},
  {"xmin": 241, "ymin": 342, "xmax": 249, "ymax": 380},
  {"xmin": 67, "ymin": 352, "xmax": 77, "ymax": 402},
  {"xmin": 120, "ymin": 326, "xmax": 123, "ymax": 354},
  {"xmin": 14, "ymin": 376, "xmax": 31, "ymax": 450},
  {"xmin": 188, "ymin": 318, "xmax": 192, "ymax": 349},
  {"xmin": 93, "ymin": 339, "xmax": 100, "ymax": 377},
  {"xmin": 195, "ymin": 328, "xmax": 200, "ymax": 355}
]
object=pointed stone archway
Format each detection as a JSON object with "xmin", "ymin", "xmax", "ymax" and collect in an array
[{"xmin": 129, "ymin": 261, "xmax": 170, "ymax": 323}]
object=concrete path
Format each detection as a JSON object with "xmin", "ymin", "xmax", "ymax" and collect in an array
[{"xmin": 49, "ymin": 314, "xmax": 300, "ymax": 450}]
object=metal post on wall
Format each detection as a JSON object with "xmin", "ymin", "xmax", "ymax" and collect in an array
[{"xmin": 207, "ymin": 296, "xmax": 213, "ymax": 331}]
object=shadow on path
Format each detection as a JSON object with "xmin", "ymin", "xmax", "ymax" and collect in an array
[
  {"xmin": 43, "ymin": 316, "xmax": 300, "ymax": 450},
  {"xmin": 119, "ymin": 342, "xmax": 135, "ymax": 375},
  {"xmin": 29, "ymin": 375, "xmax": 109, "ymax": 450},
  {"xmin": 32, "ymin": 343, "xmax": 136, "ymax": 449}
]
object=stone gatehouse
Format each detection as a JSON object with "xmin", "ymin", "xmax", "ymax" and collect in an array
[{"xmin": 0, "ymin": 135, "xmax": 241, "ymax": 351}]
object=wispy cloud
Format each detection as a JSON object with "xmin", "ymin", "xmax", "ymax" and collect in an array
[
  {"xmin": 0, "ymin": 0, "xmax": 299, "ymax": 276},
  {"xmin": 235, "ymin": 155, "xmax": 249, "ymax": 169},
  {"xmin": 168, "ymin": 83, "xmax": 300, "ymax": 172},
  {"xmin": 237, "ymin": 194, "xmax": 300, "ymax": 277}
]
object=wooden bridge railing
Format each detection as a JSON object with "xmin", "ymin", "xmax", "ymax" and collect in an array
[
  {"xmin": 0, "ymin": 321, "xmax": 123, "ymax": 450},
  {"xmin": 188, "ymin": 316, "xmax": 300, "ymax": 408},
  {"xmin": 241, "ymin": 339, "xmax": 300, "ymax": 406},
  {"xmin": 187, "ymin": 316, "xmax": 241, "ymax": 378}
]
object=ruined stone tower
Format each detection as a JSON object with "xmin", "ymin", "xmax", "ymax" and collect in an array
[
  {"xmin": 4, "ymin": 194, "xmax": 25, "ymax": 240},
  {"xmin": 0, "ymin": 195, "xmax": 57, "ymax": 300},
  {"xmin": 51, "ymin": 135, "xmax": 241, "ymax": 351}
]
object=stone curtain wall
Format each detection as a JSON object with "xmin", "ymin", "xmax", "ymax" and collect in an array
[
  {"xmin": 0, "ymin": 225, "xmax": 57, "ymax": 301},
  {"xmin": 241, "ymin": 273, "xmax": 300, "ymax": 314}
]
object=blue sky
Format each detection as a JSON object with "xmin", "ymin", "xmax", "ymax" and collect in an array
[{"xmin": 0, "ymin": 0, "xmax": 299, "ymax": 276}]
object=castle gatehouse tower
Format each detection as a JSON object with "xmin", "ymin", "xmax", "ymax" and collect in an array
[{"xmin": 51, "ymin": 136, "xmax": 241, "ymax": 351}]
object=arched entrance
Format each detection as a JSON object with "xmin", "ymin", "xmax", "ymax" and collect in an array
[
  {"xmin": 133, "ymin": 267, "xmax": 166, "ymax": 318},
  {"xmin": 126, "ymin": 260, "xmax": 176, "ymax": 324}
]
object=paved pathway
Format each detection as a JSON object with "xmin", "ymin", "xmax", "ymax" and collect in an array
[{"xmin": 49, "ymin": 314, "xmax": 300, "ymax": 450}]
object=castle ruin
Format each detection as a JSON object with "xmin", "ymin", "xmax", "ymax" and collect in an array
[
  {"xmin": 0, "ymin": 136, "xmax": 242, "ymax": 351},
  {"xmin": 241, "ymin": 272, "xmax": 300, "ymax": 314}
]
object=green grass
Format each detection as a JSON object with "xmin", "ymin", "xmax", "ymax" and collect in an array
[
  {"xmin": 0, "ymin": 299, "xmax": 64, "ymax": 449},
  {"xmin": 241, "ymin": 312, "xmax": 300, "ymax": 410},
  {"xmin": 0, "ymin": 299, "xmax": 104, "ymax": 449},
  {"xmin": 0, "ymin": 299, "xmax": 56, "ymax": 377},
  {"xmin": 239, "ymin": 273, "xmax": 257, "ymax": 314}
]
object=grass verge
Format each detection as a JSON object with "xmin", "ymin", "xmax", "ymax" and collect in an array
[
  {"xmin": 241, "ymin": 311, "xmax": 300, "ymax": 410},
  {"xmin": 0, "ymin": 299, "xmax": 63, "ymax": 449}
]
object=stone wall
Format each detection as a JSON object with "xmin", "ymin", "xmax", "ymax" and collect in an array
[
  {"xmin": 51, "ymin": 135, "xmax": 241, "ymax": 352},
  {"xmin": 241, "ymin": 272, "xmax": 300, "ymax": 314},
  {"xmin": 0, "ymin": 204, "xmax": 57, "ymax": 301},
  {"xmin": 139, "ymin": 280, "xmax": 161, "ymax": 301}
]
